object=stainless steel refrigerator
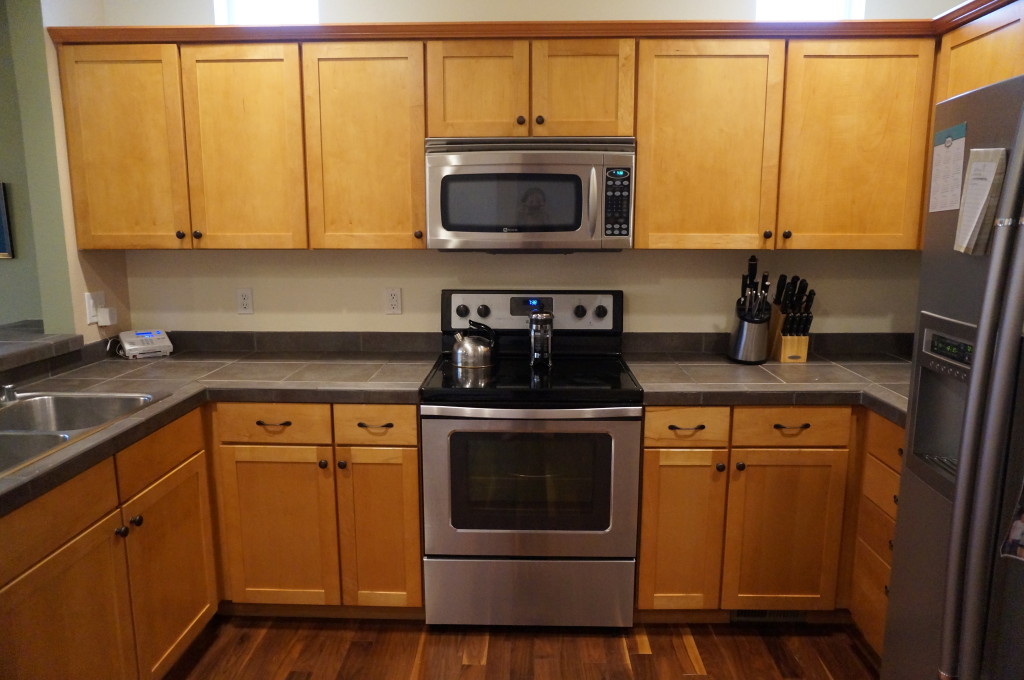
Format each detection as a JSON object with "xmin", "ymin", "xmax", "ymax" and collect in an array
[{"xmin": 882, "ymin": 75, "xmax": 1024, "ymax": 680}]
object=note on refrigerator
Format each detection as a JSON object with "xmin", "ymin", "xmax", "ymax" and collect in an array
[
  {"xmin": 930, "ymin": 123, "xmax": 967, "ymax": 213},
  {"xmin": 954, "ymin": 148, "xmax": 1007, "ymax": 255}
]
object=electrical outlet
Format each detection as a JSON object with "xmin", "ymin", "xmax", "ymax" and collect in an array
[
  {"xmin": 384, "ymin": 287, "xmax": 402, "ymax": 315},
  {"xmin": 237, "ymin": 288, "xmax": 254, "ymax": 315},
  {"xmin": 84, "ymin": 291, "xmax": 105, "ymax": 325}
]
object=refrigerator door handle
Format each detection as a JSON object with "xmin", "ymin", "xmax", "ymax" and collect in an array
[{"xmin": 940, "ymin": 103, "xmax": 1024, "ymax": 680}]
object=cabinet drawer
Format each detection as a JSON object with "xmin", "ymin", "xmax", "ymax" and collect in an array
[
  {"xmin": 213, "ymin": 403, "xmax": 332, "ymax": 444},
  {"xmin": 731, "ymin": 406, "xmax": 851, "ymax": 447},
  {"xmin": 857, "ymin": 492, "xmax": 897, "ymax": 567},
  {"xmin": 644, "ymin": 407, "xmax": 730, "ymax": 448},
  {"xmin": 849, "ymin": 537, "xmax": 891, "ymax": 655},
  {"xmin": 864, "ymin": 410, "xmax": 905, "ymax": 473},
  {"xmin": 115, "ymin": 409, "xmax": 204, "ymax": 500},
  {"xmin": 334, "ymin": 404, "xmax": 418, "ymax": 446},
  {"xmin": 862, "ymin": 453, "xmax": 901, "ymax": 521}
]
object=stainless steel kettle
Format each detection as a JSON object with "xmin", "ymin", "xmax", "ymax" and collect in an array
[{"xmin": 453, "ymin": 320, "xmax": 495, "ymax": 368}]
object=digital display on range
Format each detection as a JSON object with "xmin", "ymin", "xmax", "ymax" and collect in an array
[
  {"xmin": 510, "ymin": 297, "xmax": 553, "ymax": 315},
  {"xmin": 931, "ymin": 334, "xmax": 974, "ymax": 365}
]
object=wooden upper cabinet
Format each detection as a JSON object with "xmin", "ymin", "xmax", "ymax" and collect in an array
[
  {"xmin": 180, "ymin": 43, "xmax": 307, "ymax": 248},
  {"xmin": 935, "ymin": 0, "xmax": 1024, "ymax": 101},
  {"xmin": 777, "ymin": 39, "xmax": 934, "ymax": 250},
  {"xmin": 59, "ymin": 44, "xmax": 190, "ymax": 249},
  {"xmin": 427, "ymin": 40, "xmax": 530, "ymax": 137},
  {"xmin": 531, "ymin": 39, "xmax": 635, "ymax": 137},
  {"xmin": 426, "ymin": 39, "xmax": 635, "ymax": 137},
  {"xmin": 303, "ymin": 41, "xmax": 426, "ymax": 249},
  {"xmin": 635, "ymin": 39, "xmax": 784, "ymax": 249}
]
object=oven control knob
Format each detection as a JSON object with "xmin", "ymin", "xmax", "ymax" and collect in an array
[
  {"xmin": 574, "ymin": 305, "xmax": 587, "ymax": 318},
  {"xmin": 594, "ymin": 305, "xmax": 608, "ymax": 319},
  {"xmin": 456, "ymin": 304, "xmax": 470, "ymax": 318},
  {"xmin": 477, "ymin": 304, "xmax": 491, "ymax": 318}
]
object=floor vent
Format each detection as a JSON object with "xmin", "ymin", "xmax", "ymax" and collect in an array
[{"xmin": 730, "ymin": 610, "xmax": 807, "ymax": 623}]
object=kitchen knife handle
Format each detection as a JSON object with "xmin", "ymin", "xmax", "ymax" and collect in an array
[
  {"xmin": 773, "ymin": 423, "xmax": 811, "ymax": 431},
  {"xmin": 357, "ymin": 422, "xmax": 394, "ymax": 429},
  {"xmin": 256, "ymin": 420, "xmax": 293, "ymax": 427},
  {"xmin": 668, "ymin": 424, "xmax": 706, "ymax": 432}
]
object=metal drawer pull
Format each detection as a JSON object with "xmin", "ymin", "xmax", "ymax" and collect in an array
[
  {"xmin": 668, "ymin": 424, "xmax": 706, "ymax": 431},
  {"xmin": 773, "ymin": 423, "xmax": 811, "ymax": 430},
  {"xmin": 357, "ymin": 422, "xmax": 394, "ymax": 429},
  {"xmin": 716, "ymin": 463, "xmax": 727, "ymax": 472},
  {"xmin": 256, "ymin": 420, "xmax": 292, "ymax": 427}
]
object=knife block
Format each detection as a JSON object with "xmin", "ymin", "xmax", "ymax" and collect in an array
[{"xmin": 769, "ymin": 311, "xmax": 808, "ymax": 363}]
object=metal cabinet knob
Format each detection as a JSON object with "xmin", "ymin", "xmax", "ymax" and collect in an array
[
  {"xmin": 114, "ymin": 526, "xmax": 130, "ymax": 538},
  {"xmin": 175, "ymin": 230, "xmax": 187, "ymax": 240},
  {"xmin": 763, "ymin": 230, "xmax": 773, "ymax": 239},
  {"xmin": 192, "ymin": 230, "xmax": 203, "ymax": 239},
  {"xmin": 736, "ymin": 462, "xmax": 746, "ymax": 471},
  {"xmin": 414, "ymin": 230, "xmax": 423, "ymax": 239},
  {"xmin": 782, "ymin": 230, "xmax": 793, "ymax": 239},
  {"xmin": 893, "ymin": 494, "xmax": 900, "ymax": 505},
  {"xmin": 535, "ymin": 115, "xmax": 545, "ymax": 125},
  {"xmin": 129, "ymin": 514, "xmax": 144, "ymax": 527},
  {"xmin": 318, "ymin": 459, "xmax": 329, "ymax": 469},
  {"xmin": 516, "ymin": 116, "xmax": 526, "ymax": 125},
  {"xmin": 716, "ymin": 463, "xmax": 726, "ymax": 472},
  {"xmin": 337, "ymin": 460, "xmax": 348, "ymax": 470}
]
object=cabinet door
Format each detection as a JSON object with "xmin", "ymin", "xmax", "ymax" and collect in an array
[
  {"xmin": 180, "ymin": 44, "xmax": 307, "ymax": 248},
  {"xmin": 303, "ymin": 42, "xmax": 426, "ymax": 249},
  {"xmin": 777, "ymin": 39, "xmax": 933, "ymax": 250},
  {"xmin": 59, "ymin": 44, "xmax": 189, "ymax": 249},
  {"xmin": 426, "ymin": 40, "xmax": 530, "ymax": 137},
  {"xmin": 336, "ymin": 446, "xmax": 422, "ymax": 607},
  {"xmin": 215, "ymin": 444, "xmax": 340, "ymax": 604},
  {"xmin": 122, "ymin": 452, "xmax": 217, "ymax": 680},
  {"xmin": 935, "ymin": 1, "xmax": 1024, "ymax": 101},
  {"xmin": 637, "ymin": 449, "xmax": 728, "ymax": 609},
  {"xmin": 532, "ymin": 39, "xmax": 635, "ymax": 137},
  {"xmin": 635, "ymin": 39, "xmax": 784, "ymax": 249},
  {"xmin": 720, "ymin": 448, "xmax": 849, "ymax": 610},
  {"xmin": 0, "ymin": 511, "xmax": 137, "ymax": 680}
]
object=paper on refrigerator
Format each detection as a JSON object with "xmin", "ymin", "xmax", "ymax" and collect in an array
[{"xmin": 954, "ymin": 148, "xmax": 1007, "ymax": 255}]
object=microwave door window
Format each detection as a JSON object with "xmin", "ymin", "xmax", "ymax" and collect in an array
[{"xmin": 440, "ymin": 173, "xmax": 582, "ymax": 232}]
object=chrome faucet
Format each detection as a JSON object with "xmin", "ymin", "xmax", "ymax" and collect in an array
[{"xmin": 1, "ymin": 384, "xmax": 17, "ymax": 403}]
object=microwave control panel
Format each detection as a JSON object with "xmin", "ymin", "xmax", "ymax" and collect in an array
[{"xmin": 603, "ymin": 168, "xmax": 632, "ymax": 239}]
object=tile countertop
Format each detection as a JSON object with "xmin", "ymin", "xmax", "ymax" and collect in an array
[{"xmin": 0, "ymin": 349, "xmax": 910, "ymax": 518}]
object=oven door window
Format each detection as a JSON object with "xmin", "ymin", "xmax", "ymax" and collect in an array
[
  {"xmin": 440, "ymin": 173, "xmax": 582, "ymax": 233},
  {"xmin": 449, "ymin": 431, "xmax": 612, "ymax": 531}
]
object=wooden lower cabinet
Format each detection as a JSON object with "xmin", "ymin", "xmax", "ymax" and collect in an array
[
  {"xmin": 849, "ymin": 409, "xmax": 905, "ymax": 655},
  {"xmin": 211, "ymin": 402, "xmax": 422, "ymax": 609},
  {"xmin": 637, "ymin": 448, "xmax": 728, "ymax": 609},
  {"xmin": 336, "ymin": 446, "xmax": 422, "ymax": 607},
  {"xmin": 720, "ymin": 446, "xmax": 850, "ymax": 610},
  {"xmin": 0, "ymin": 510, "xmax": 138, "ymax": 680},
  {"xmin": 121, "ymin": 452, "xmax": 217, "ymax": 679},
  {"xmin": 215, "ymin": 443, "xmax": 341, "ymax": 605}
]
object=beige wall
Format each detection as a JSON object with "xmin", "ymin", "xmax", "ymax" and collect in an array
[{"xmin": 127, "ymin": 250, "xmax": 920, "ymax": 333}]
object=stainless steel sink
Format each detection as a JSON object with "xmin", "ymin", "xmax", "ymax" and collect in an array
[
  {"xmin": 0, "ymin": 392, "xmax": 153, "ymax": 432},
  {"xmin": 0, "ymin": 432, "xmax": 72, "ymax": 473}
]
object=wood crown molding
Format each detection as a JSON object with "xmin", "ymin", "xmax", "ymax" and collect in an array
[{"xmin": 44, "ymin": 0, "xmax": 1019, "ymax": 44}]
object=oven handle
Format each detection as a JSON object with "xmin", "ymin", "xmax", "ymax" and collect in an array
[{"xmin": 419, "ymin": 404, "xmax": 642, "ymax": 420}]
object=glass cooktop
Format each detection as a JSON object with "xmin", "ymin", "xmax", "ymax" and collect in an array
[{"xmin": 419, "ymin": 354, "xmax": 643, "ymax": 406}]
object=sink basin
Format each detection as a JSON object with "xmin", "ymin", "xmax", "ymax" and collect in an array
[
  {"xmin": 0, "ymin": 432, "xmax": 72, "ymax": 473},
  {"xmin": 0, "ymin": 392, "xmax": 153, "ymax": 432}
]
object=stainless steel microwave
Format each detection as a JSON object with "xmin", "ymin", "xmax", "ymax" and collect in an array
[{"xmin": 425, "ymin": 137, "xmax": 635, "ymax": 252}]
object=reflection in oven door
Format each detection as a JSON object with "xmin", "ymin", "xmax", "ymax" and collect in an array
[{"xmin": 419, "ymin": 405, "xmax": 642, "ymax": 626}]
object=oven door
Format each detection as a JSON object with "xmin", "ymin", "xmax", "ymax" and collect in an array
[{"xmin": 420, "ymin": 405, "xmax": 642, "ymax": 558}]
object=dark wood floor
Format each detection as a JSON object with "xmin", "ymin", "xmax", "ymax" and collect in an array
[{"xmin": 167, "ymin": 617, "xmax": 879, "ymax": 680}]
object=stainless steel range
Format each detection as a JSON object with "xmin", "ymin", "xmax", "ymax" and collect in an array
[{"xmin": 419, "ymin": 290, "xmax": 643, "ymax": 627}]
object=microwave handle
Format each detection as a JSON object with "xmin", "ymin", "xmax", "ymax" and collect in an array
[{"xmin": 588, "ymin": 166, "xmax": 599, "ymax": 237}]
